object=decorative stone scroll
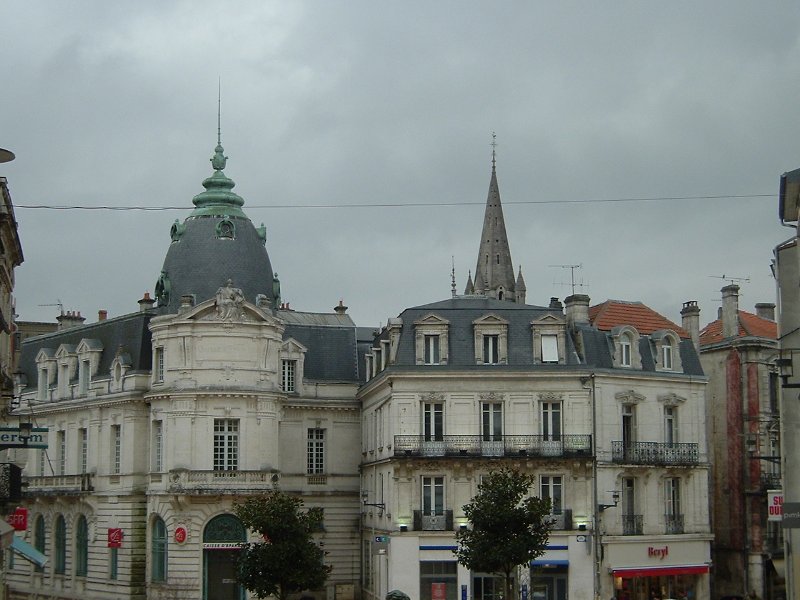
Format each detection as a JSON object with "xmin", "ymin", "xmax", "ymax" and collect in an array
[
  {"xmin": 657, "ymin": 392, "xmax": 687, "ymax": 407},
  {"xmin": 479, "ymin": 392, "xmax": 503, "ymax": 403},
  {"xmin": 537, "ymin": 392, "xmax": 564, "ymax": 403}
]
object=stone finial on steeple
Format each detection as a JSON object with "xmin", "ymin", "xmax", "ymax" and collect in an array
[
  {"xmin": 515, "ymin": 266, "xmax": 526, "ymax": 304},
  {"xmin": 464, "ymin": 270, "xmax": 474, "ymax": 295}
]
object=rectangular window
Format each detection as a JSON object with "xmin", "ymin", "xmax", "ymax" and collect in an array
[
  {"xmin": 58, "ymin": 430, "xmax": 66, "ymax": 475},
  {"xmin": 307, "ymin": 428, "xmax": 325, "ymax": 474},
  {"xmin": 662, "ymin": 344, "xmax": 673, "ymax": 370},
  {"xmin": 79, "ymin": 359, "xmax": 90, "ymax": 395},
  {"xmin": 213, "ymin": 419, "xmax": 239, "ymax": 471},
  {"xmin": 481, "ymin": 402, "xmax": 503, "ymax": 441},
  {"xmin": 79, "ymin": 428, "xmax": 88, "ymax": 474},
  {"xmin": 282, "ymin": 359, "xmax": 296, "ymax": 392},
  {"xmin": 109, "ymin": 547, "xmax": 118, "ymax": 580},
  {"xmin": 38, "ymin": 368, "xmax": 47, "ymax": 401},
  {"xmin": 482, "ymin": 335, "xmax": 499, "ymax": 364},
  {"xmin": 424, "ymin": 335, "xmax": 440, "ymax": 365},
  {"xmin": 540, "ymin": 475, "xmax": 563, "ymax": 514},
  {"xmin": 153, "ymin": 420, "xmax": 163, "ymax": 472},
  {"xmin": 665, "ymin": 478, "xmax": 681, "ymax": 516},
  {"xmin": 541, "ymin": 402, "xmax": 561, "ymax": 441},
  {"xmin": 622, "ymin": 477, "xmax": 635, "ymax": 515},
  {"xmin": 621, "ymin": 337, "xmax": 632, "ymax": 367},
  {"xmin": 420, "ymin": 561, "xmax": 458, "ymax": 600},
  {"xmin": 154, "ymin": 347, "xmax": 164, "ymax": 383},
  {"xmin": 424, "ymin": 403, "xmax": 444, "ymax": 441},
  {"xmin": 664, "ymin": 407, "xmax": 678, "ymax": 445},
  {"xmin": 39, "ymin": 448, "xmax": 47, "ymax": 476},
  {"xmin": 422, "ymin": 476, "xmax": 445, "ymax": 516},
  {"xmin": 541, "ymin": 334, "xmax": 559, "ymax": 363},
  {"xmin": 622, "ymin": 404, "xmax": 637, "ymax": 446},
  {"xmin": 112, "ymin": 425, "xmax": 121, "ymax": 474}
]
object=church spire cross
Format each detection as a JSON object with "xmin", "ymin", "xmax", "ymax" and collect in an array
[{"xmin": 490, "ymin": 131, "xmax": 497, "ymax": 171}]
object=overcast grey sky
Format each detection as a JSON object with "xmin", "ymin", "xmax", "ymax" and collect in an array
[{"xmin": 1, "ymin": 1, "xmax": 796, "ymax": 330}]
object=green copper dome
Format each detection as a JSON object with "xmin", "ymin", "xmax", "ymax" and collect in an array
[{"xmin": 190, "ymin": 139, "xmax": 246, "ymax": 218}]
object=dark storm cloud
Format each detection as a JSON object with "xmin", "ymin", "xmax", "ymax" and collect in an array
[{"xmin": 1, "ymin": 1, "xmax": 796, "ymax": 329}]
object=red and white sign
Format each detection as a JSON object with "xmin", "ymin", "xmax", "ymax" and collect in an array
[
  {"xmin": 108, "ymin": 528, "xmax": 123, "ymax": 548},
  {"xmin": 431, "ymin": 583, "xmax": 446, "ymax": 600},
  {"xmin": 174, "ymin": 525, "xmax": 188, "ymax": 544},
  {"xmin": 647, "ymin": 546, "xmax": 669, "ymax": 560},
  {"xmin": 768, "ymin": 490, "xmax": 784, "ymax": 522},
  {"xmin": 6, "ymin": 507, "xmax": 27, "ymax": 531}
]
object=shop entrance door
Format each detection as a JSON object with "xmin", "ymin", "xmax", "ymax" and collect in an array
[
  {"xmin": 205, "ymin": 549, "xmax": 241, "ymax": 600},
  {"xmin": 472, "ymin": 574, "xmax": 504, "ymax": 600},
  {"xmin": 531, "ymin": 573, "xmax": 567, "ymax": 600}
]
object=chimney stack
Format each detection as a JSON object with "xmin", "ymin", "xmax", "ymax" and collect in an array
[
  {"xmin": 680, "ymin": 301, "xmax": 701, "ymax": 350},
  {"xmin": 138, "ymin": 292, "xmax": 156, "ymax": 312},
  {"xmin": 564, "ymin": 294, "xmax": 590, "ymax": 330},
  {"xmin": 755, "ymin": 302, "xmax": 776, "ymax": 321},
  {"xmin": 721, "ymin": 285, "xmax": 740, "ymax": 338},
  {"xmin": 57, "ymin": 310, "xmax": 86, "ymax": 330},
  {"xmin": 98, "ymin": 310, "xmax": 108, "ymax": 321},
  {"xmin": 549, "ymin": 297, "xmax": 563, "ymax": 311},
  {"xmin": 334, "ymin": 300, "xmax": 348, "ymax": 315}
]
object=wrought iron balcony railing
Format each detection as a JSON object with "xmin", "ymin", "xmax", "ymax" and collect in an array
[
  {"xmin": 611, "ymin": 441, "xmax": 699, "ymax": 465},
  {"xmin": 412, "ymin": 510, "xmax": 454, "ymax": 531},
  {"xmin": 394, "ymin": 435, "xmax": 592, "ymax": 459},
  {"xmin": 665, "ymin": 513, "xmax": 684, "ymax": 534},
  {"xmin": 622, "ymin": 514, "xmax": 643, "ymax": 535}
]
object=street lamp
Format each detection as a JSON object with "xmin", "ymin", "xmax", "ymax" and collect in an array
[
  {"xmin": 17, "ymin": 421, "xmax": 32, "ymax": 445},
  {"xmin": 598, "ymin": 490, "xmax": 621, "ymax": 512},
  {"xmin": 361, "ymin": 491, "xmax": 385, "ymax": 511},
  {"xmin": 746, "ymin": 434, "xmax": 781, "ymax": 464}
]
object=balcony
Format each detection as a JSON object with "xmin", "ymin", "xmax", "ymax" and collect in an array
[
  {"xmin": 611, "ymin": 441, "xmax": 698, "ymax": 465},
  {"xmin": 166, "ymin": 469, "xmax": 277, "ymax": 495},
  {"xmin": 760, "ymin": 471, "xmax": 782, "ymax": 489},
  {"xmin": 622, "ymin": 514, "xmax": 643, "ymax": 535},
  {"xmin": 24, "ymin": 473, "xmax": 93, "ymax": 496},
  {"xmin": 413, "ymin": 510, "xmax": 454, "ymax": 531},
  {"xmin": 548, "ymin": 509, "xmax": 573, "ymax": 530},
  {"xmin": 394, "ymin": 435, "xmax": 592, "ymax": 459},
  {"xmin": 665, "ymin": 513, "xmax": 684, "ymax": 534}
]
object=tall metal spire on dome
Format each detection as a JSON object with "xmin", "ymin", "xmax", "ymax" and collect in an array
[
  {"xmin": 469, "ymin": 133, "xmax": 518, "ymax": 302},
  {"xmin": 191, "ymin": 83, "xmax": 245, "ymax": 218}
]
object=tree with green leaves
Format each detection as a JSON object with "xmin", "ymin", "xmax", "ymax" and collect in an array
[
  {"xmin": 454, "ymin": 468, "xmax": 552, "ymax": 600},
  {"xmin": 234, "ymin": 491, "xmax": 331, "ymax": 600}
]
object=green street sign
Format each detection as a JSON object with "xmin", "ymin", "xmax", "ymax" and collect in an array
[{"xmin": 0, "ymin": 427, "xmax": 49, "ymax": 449}]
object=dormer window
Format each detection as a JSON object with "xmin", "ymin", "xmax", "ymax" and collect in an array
[
  {"xmin": 483, "ymin": 335, "xmax": 499, "ymax": 364},
  {"xmin": 531, "ymin": 314, "xmax": 567, "ymax": 365},
  {"xmin": 611, "ymin": 326, "xmax": 642, "ymax": 369},
  {"xmin": 473, "ymin": 314, "xmax": 509, "ymax": 366},
  {"xmin": 621, "ymin": 335, "xmax": 632, "ymax": 367},
  {"xmin": 652, "ymin": 330, "xmax": 683, "ymax": 372},
  {"xmin": 280, "ymin": 338, "xmax": 307, "ymax": 394},
  {"xmin": 424, "ymin": 335, "xmax": 440, "ymax": 365},
  {"xmin": 662, "ymin": 344, "xmax": 673, "ymax": 370},
  {"xmin": 414, "ymin": 314, "xmax": 450, "ymax": 366}
]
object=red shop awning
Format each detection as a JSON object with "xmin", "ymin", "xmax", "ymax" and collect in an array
[{"xmin": 612, "ymin": 565, "xmax": 709, "ymax": 578}]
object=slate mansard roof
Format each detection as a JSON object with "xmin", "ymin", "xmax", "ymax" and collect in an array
[
  {"xmin": 280, "ymin": 310, "xmax": 367, "ymax": 383},
  {"xmin": 17, "ymin": 312, "xmax": 154, "ymax": 390},
  {"xmin": 369, "ymin": 295, "xmax": 704, "ymax": 376},
  {"xmin": 383, "ymin": 296, "xmax": 580, "ymax": 370}
]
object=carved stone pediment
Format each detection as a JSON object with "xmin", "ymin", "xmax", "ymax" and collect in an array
[
  {"xmin": 421, "ymin": 392, "xmax": 445, "ymax": 404},
  {"xmin": 537, "ymin": 392, "xmax": 564, "ymax": 403},
  {"xmin": 479, "ymin": 392, "xmax": 504, "ymax": 403},
  {"xmin": 658, "ymin": 392, "xmax": 687, "ymax": 406},
  {"xmin": 615, "ymin": 389, "xmax": 646, "ymax": 404}
]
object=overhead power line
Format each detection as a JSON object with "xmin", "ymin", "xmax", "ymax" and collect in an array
[{"xmin": 13, "ymin": 193, "xmax": 773, "ymax": 212}]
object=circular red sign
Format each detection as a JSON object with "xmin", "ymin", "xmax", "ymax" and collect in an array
[{"xmin": 174, "ymin": 526, "xmax": 187, "ymax": 544}]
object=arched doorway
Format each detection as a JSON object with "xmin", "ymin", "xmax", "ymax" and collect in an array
[{"xmin": 203, "ymin": 514, "xmax": 246, "ymax": 600}]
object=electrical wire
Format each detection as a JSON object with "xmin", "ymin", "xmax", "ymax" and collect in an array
[{"xmin": 12, "ymin": 193, "xmax": 774, "ymax": 211}]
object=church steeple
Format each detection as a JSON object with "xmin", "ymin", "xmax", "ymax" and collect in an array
[{"xmin": 469, "ymin": 136, "xmax": 518, "ymax": 302}]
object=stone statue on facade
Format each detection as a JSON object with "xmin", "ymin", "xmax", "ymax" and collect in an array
[
  {"xmin": 215, "ymin": 279, "xmax": 244, "ymax": 321},
  {"xmin": 386, "ymin": 591, "xmax": 409, "ymax": 600}
]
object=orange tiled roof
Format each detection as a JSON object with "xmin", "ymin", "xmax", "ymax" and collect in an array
[
  {"xmin": 699, "ymin": 310, "xmax": 778, "ymax": 345},
  {"xmin": 589, "ymin": 300, "xmax": 689, "ymax": 338}
]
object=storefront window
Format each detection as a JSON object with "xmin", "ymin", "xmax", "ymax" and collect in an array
[{"xmin": 420, "ymin": 561, "xmax": 457, "ymax": 600}]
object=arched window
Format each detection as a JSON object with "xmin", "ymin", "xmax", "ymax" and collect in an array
[
  {"xmin": 34, "ymin": 515, "xmax": 45, "ymax": 573},
  {"xmin": 75, "ymin": 515, "xmax": 88, "ymax": 576},
  {"xmin": 54, "ymin": 515, "xmax": 66, "ymax": 574},
  {"xmin": 151, "ymin": 517, "xmax": 167, "ymax": 582}
]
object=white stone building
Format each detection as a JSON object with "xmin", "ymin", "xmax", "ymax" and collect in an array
[
  {"xmin": 6, "ymin": 136, "xmax": 369, "ymax": 600},
  {"xmin": 358, "ymin": 164, "xmax": 712, "ymax": 600}
]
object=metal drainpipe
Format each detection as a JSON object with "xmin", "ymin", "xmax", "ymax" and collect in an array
[{"xmin": 589, "ymin": 372, "xmax": 601, "ymax": 600}]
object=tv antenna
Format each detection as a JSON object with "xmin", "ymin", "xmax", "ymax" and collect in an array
[
  {"xmin": 548, "ymin": 264, "xmax": 586, "ymax": 296},
  {"xmin": 708, "ymin": 274, "xmax": 751, "ymax": 286},
  {"xmin": 38, "ymin": 299, "xmax": 64, "ymax": 316}
]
